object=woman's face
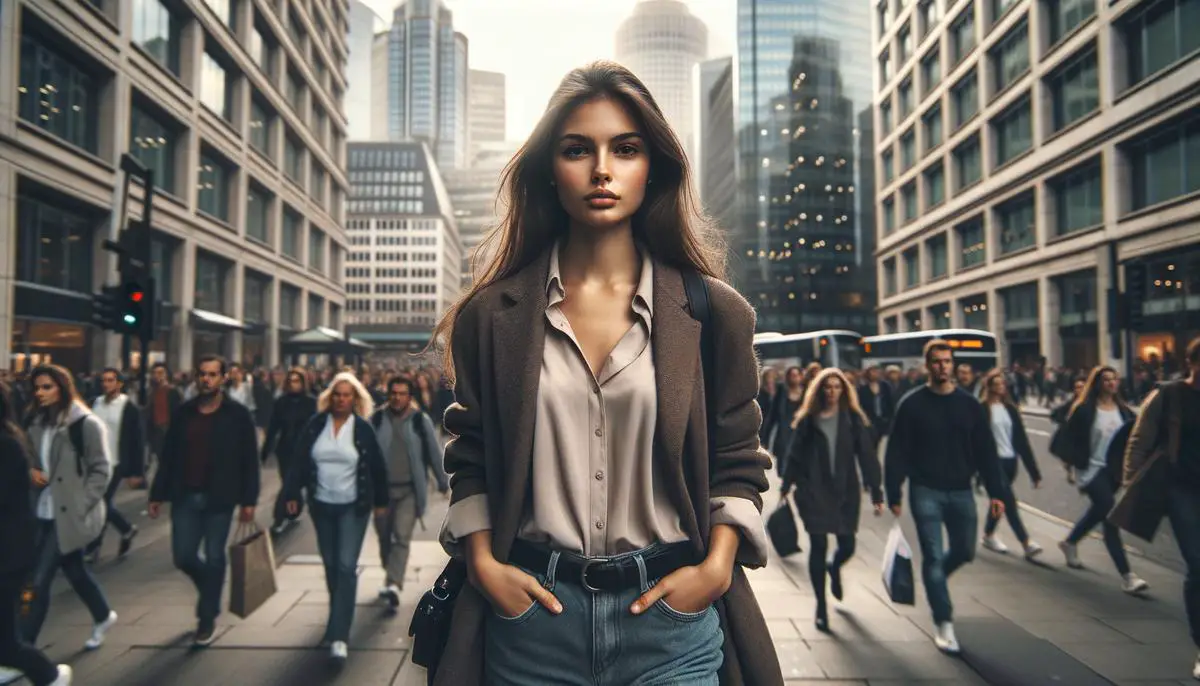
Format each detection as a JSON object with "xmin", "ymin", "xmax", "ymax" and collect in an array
[
  {"xmin": 330, "ymin": 382, "xmax": 356, "ymax": 416},
  {"xmin": 785, "ymin": 368, "xmax": 802, "ymax": 386},
  {"xmin": 1099, "ymin": 371, "xmax": 1120, "ymax": 396},
  {"xmin": 1073, "ymin": 380, "xmax": 1085, "ymax": 397},
  {"xmin": 33, "ymin": 374, "xmax": 61, "ymax": 408},
  {"xmin": 552, "ymin": 96, "xmax": 650, "ymax": 233},
  {"xmin": 287, "ymin": 374, "xmax": 304, "ymax": 394},
  {"xmin": 989, "ymin": 375, "xmax": 1008, "ymax": 398},
  {"xmin": 821, "ymin": 376, "xmax": 844, "ymax": 408}
]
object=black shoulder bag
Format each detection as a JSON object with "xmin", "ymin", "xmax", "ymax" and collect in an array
[{"xmin": 408, "ymin": 269, "xmax": 716, "ymax": 684}]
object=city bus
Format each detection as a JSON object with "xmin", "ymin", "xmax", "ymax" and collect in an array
[
  {"xmin": 861, "ymin": 329, "xmax": 998, "ymax": 373},
  {"xmin": 754, "ymin": 330, "xmax": 864, "ymax": 370}
]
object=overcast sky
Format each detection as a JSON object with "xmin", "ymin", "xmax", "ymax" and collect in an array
[{"xmin": 360, "ymin": 0, "xmax": 736, "ymax": 141}]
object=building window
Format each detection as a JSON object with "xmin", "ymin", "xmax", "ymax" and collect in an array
[
  {"xmin": 279, "ymin": 285, "xmax": 298, "ymax": 328},
  {"xmin": 923, "ymin": 105, "xmax": 943, "ymax": 150},
  {"xmin": 925, "ymin": 163, "xmax": 945, "ymax": 207},
  {"xmin": 880, "ymin": 100, "xmax": 893, "ymax": 133},
  {"xmin": 919, "ymin": 0, "xmax": 941, "ymax": 38},
  {"xmin": 954, "ymin": 135, "xmax": 982, "ymax": 189},
  {"xmin": 1126, "ymin": 114, "xmax": 1200, "ymax": 211},
  {"xmin": 197, "ymin": 151, "xmax": 230, "ymax": 221},
  {"xmin": 903, "ymin": 247, "xmax": 920, "ymax": 289},
  {"xmin": 282, "ymin": 207, "xmax": 301, "ymax": 259},
  {"xmin": 898, "ymin": 22, "xmax": 913, "ymax": 62},
  {"xmin": 1047, "ymin": 46, "xmax": 1099, "ymax": 132},
  {"xmin": 928, "ymin": 234, "xmax": 948, "ymax": 278},
  {"xmin": 200, "ymin": 52, "xmax": 233, "ymax": 121},
  {"xmin": 883, "ymin": 197, "xmax": 896, "ymax": 235},
  {"xmin": 286, "ymin": 69, "xmax": 304, "ymax": 112},
  {"xmin": 246, "ymin": 184, "xmax": 271, "ymax": 243},
  {"xmin": 997, "ymin": 192, "xmax": 1037, "ymax": 254},
  {"xmin": 992, "ymin": 0, "xmax": 1018, "ymax": 21},
  {"xmin": 1048, "ymin": 0, "xmax": 1096, "ymax": 45},
  {"xmin": 194, "ymin": 253, "xmax": 225, "ymax": 312},
  {"xmin": 308, "ymin": 294, "xmax": 323, "ymax": 328},
  {"xmin": 284, "ymin": 134, "xmax": 304, "ymax": 183},
  {"xmin": 18, "ymin": 33, "xmax": 100, "ymax": 153},
  {"xmin": 1123, "ymin": 0, "xmax": 1200, "ymax": 88},
  {"xmin": 902, "ymin": 182, "xmax": 918, "ymax": 222},
  {"xmin": 882, "ymin": 149, "xmax": 895, "ymax": 183},
  {"xmin": 898, "ymin": 79, "xmax": 913, "ymax": 118},
  {"xmin": 951, "ymin": 71, "xmax": 979, "ymax": 128},
  {"xmin": 311, "ymin": 164, "xmax": 326, "ymax": 208},
  {"xmin": 880, "ymin": 49, "xmax": 893, "ymax": 84},
  {"xmin": 883, "ymin": 258, "xmax": 897, "ymax": 296},
  {"xmin": 1050, "ymin": 159, "xmax": 1103, "ymax": 236},
  {"xmin": 993, "ymin": 95, "xmax": 1033, "ymax": 166},
  {"xmin": 950, "ymin": 4, "xmax": 977, "ymax": 65},
  {"xmin": 878, "ymin": 0, "xmax": 890, "ymax": 34},
  {"xmin": 202, "ymin": 0, "xmax": 230, "ymax": 26},
  {"xmin": 132, "ymin": 0, "xmax": 182, "ymax": 76},
  {"xmin": 15, "ymin": 193, "xmax": 95, "ymax": 293},
  {"xmin": 309, "ymin": 228, "xmax": 325, "ymax": 272},
  {"xmin": 130, "ymin": 104, "xmax": 177, "ymax": 194},
  {"xmin": 249, "ymin": 20, "xmax": 273, "ymax": 75},
  {"xmin": 900, "ymin": 130, "xmax": 916, "ymax": 170},
  {"xmin": 883, "ymin": 315, "xmax": 898, "ymax": 334},
  {"xmin": 1002, "ymin": 283, "xmax": 1039, "ymax": 330},
  {"xmin": 991, "ymin": 20, "xmax": 1030, "ymax": 94},
  {"xmin": 1057, "ymin": 270, "xmax": 1098, "ymax": 328},
  {"xmin": 921, "ymin": 49, "xmax": 941, "ymax": 95},
  {"xmin": 243, "ymin": 272, "xmax": 268, "ymax": 324},
  {"xmin": 957, "ymin": 217, "xmax": 986, "ymax": 269},
  {"xmin": 962, "ymin": 293, "xmax": 989, "ymax": 328},
  {"xmin": 249, "ymin": 97, "xmax": 272, "ymax": 157}
]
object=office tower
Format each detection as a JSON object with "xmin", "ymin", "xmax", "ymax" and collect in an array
[
  {"xmin": 468, "ymin": 69, "xmax": 506, "ymax": 164},
  {"xmin": 697, "ymin": 57, "xmax": 736, "ymax": 233}
]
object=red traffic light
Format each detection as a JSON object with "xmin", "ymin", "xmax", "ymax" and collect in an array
[{"xmin": 130, "ymin": 291, "xmax": 144, "ymax": 303}]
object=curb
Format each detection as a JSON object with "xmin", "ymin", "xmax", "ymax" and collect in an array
[{"xmin": 1017, "ymin": 501, "xmax": 1150, "ymax": 560}]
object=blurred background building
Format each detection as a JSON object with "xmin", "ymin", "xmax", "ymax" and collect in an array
[{"xmin": 697, "ymin": 56, "xmax": 736, "ymax": 234}]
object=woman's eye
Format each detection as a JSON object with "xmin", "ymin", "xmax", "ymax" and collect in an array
[
  {"xmin": 616, "ymin": 144, "xmax": 640, "ymax": 156},
  {"xmin": 563, "ymin": 145, "xmax": 588, "ymax": 159}
]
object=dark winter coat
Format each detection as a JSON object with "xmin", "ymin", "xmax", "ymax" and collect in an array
[
  {"xmin": 260, "ymin": 392, "xmax": 317, "ymax": 465},
  {"xmin": 1056, "ymin": 402, "xmax": 1136, "ymax": 472},
  {"xmin": 150, "ymin": 396, "xmax": 260, "ymax": 509},
  {"xmin": 0, "ymin": 432, "xmax": 37, "ymax": 576},
  {"xmin": 857, "ymin": 382, "xmax": 896, "ymax": 437},
  {"xmin": 782, "ymin": 411, "xmax": 882, "ymax": 535}
]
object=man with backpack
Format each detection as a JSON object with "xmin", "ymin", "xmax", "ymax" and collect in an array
[
  {"xmin": 370, "ymin": 376, "xmax": 449, "ymax": 610},
  {"xmin": 1121, "ymin": 336, "xmax": 1200, "ymax": 680}
]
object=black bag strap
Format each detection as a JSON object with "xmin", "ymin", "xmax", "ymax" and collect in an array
[{"xmin": 682, "ymin": 269, "xmax": 716, "ymax": 468}]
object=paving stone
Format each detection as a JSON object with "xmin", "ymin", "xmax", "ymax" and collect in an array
[{"xmin": 806, "ymin": 640, "xmax": 983, "ymax": 680}]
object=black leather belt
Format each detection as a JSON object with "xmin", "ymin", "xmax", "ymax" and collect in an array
[{"xmin": 508, "ymin": 540, "xmax": 697, "ymax": 594}]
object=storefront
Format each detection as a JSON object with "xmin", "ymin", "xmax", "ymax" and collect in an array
[
  {"xmin": 190, "ymin": 309, "xmax": 245, "ymax": 360},
  {"xmin": 1126, "ymin": 247, "xmax": 1200, "ymax": 376}
]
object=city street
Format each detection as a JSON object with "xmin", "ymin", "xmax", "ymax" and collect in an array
[{"xmin": 22, "ymin": 441, "xmax": 1198, "ymax": 686}]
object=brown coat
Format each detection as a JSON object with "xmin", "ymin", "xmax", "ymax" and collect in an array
[{"xmin": 435, "ymin": 249, "xmax": 783, "ymax": 685}]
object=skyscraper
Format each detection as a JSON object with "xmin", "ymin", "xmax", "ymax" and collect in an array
[
  {"xmin": 468, "ymin": 70, "xmax": 507, "ymax": 165},
  {"xmin": 346, "ymin": 0, "xmax": 387, "ymax": 140},
  {"xmin": 735, "ymin": 0, "xmax": 876, "ymax": 334},
  {"xmin": 697, "ymin": 57, "xmax": 736, "ymax": 234},
  {"xmin": 615, "ymin": 0, "xmax": 708, "ymax": 162},
  {"xmin": 372, "ymin": 0, "xmax": 469, "ymax": 170}
]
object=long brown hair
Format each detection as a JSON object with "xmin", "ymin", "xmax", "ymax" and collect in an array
[
  {"xmin": 1068, "ymin": 365, "xmax": 1129, "ymax": 420},
  {"xmin": 432, "ymin": 60, "xmax": 725, "ymax": 382},
  {"xmin": 791, "ymin": 368, "xmax": 871, "ymax": 429},
  {"xmin": 28, "ymin": 364, "xmax": 83, "ymax": 424},
  {"xmin": 980, "ymin": 369, "xmax": 1016, "ymax": 409}
]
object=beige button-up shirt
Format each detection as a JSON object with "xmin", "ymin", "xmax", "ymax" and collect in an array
[{"xmin": 443, "ymin": 244, "xmax": 770, "ymax": 559}]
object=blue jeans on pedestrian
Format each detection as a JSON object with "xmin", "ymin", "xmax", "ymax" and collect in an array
[
  {"xmin": 1066, "ymin": 470, "xmax": 1130, "ymax": 576},
  {"xmin": 1168, "ymin": 481, "xmax": 1200, "ymax": 649},
  {"xmin": 910, "ymin": 484, "xmax": 978, "ymax": 625},
  {"xmin": 310, "ymin": 501, "xmax": 369, "ymax": 643},
  {"xmin": 484, "ymin": 543, "xmax": 725, "ymax": 685},
  {"xmin": 171, "ymin": 492, "xmax": 235, "ymax": 627},
  {"xmin": 21, "ymin": 520, "xmax": 113, "ymax": 643}
]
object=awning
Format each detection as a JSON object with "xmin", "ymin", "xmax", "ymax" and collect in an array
[
  {"xmin": 350, "ymin": 331, "xmax": 432, "ymax": 344},
  {"xmin": 280, "ymin": 327, "xmax": 373, "ymax": 355},
  {"xmin": 190, "ymin": 309, "xmax": 246, "ymax": 332}
]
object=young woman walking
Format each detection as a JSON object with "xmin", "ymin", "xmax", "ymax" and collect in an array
[
  {"xmin": 432, "ymin": 61, "xmax": 781, "ymax": 685},
  {"xmin": 283, "ymin": 372, "xmax": 388, "ymax": 663},
  {"xmin": 0, "ymin": 382, "xmax": 71, "ymax": 686},
  {"xmin": 769, "ymin": 366, "xmax": 805, "ymax": 475},
  {"xmin": 1058, "ymin": 366, "xmax": 1149, "ymax": 594},
  {"xmin": 978, "ymin": 370, "xmax": 1044, "ymax": 559},
  {"xmin": 780, "ymin": 368, "xmax": 883, "ymax": 633}
]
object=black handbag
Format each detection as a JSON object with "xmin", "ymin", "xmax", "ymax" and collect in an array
[{"xmin": 766, "ymin": 498, "xmax": 801, "ymax": 557}]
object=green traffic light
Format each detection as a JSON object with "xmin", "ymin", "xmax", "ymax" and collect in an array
[{"xmin": 123, "ymin": 314, "xmax": 137, "ymax": 325}]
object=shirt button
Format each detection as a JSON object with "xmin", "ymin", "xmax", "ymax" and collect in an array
[
  {"xmin": 595, "ymin": 471, "xmax": 604, "ymax": 481},
  {"xmin": 595, "ymin": 520, "xmax": 605, "ymax": 530}
]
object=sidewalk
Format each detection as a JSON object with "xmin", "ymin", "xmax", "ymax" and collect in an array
[{"xmin": 24, "ymin": 473, "xmax": 1196, "ymax": 685}]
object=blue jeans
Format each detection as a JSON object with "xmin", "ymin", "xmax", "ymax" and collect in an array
[
  {"xmin": 1168, "ymin": 482, "xmax": 1200, "ymax": 649},
  {"xmin": 484, "ymin": 544, "xmax": 725, "ymax": 685},
  {"xmin": 910, "ymin": 485, "xmax": 978, "ymax": 624},
  {"xmin": 21, "ymin": 521, "xmax": 112, "ymax": 643},
  {"xmin": 310, "ymin": 501, "xmax": 369, "ymax": 643},
  {"xmin": 171, "ymin": 492, "xmax": 235, "ymax": 626}
]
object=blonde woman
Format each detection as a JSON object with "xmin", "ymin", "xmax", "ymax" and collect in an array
[
  {"xmin": 283, "ymin": 372, "xmax": 388, "ymax": 663},
  {"xmin": 978, "ymin": 370, "xmax": 1044, "ymax": 559},
  {"xmin": 781, "ymin": 368, "xmax": 883, "ymax": 632}
]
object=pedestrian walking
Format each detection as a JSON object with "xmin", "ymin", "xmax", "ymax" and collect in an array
[
  {"xmin": 858, "ymin": 365, "xmax": 895, "ymax": 445},
  {"xmin": 757, "ymin": 367, "xmax": 780, "ymax": 447},
  {"xmin": 20, "ymin": 365, "xmax": 118, "ymax": 653},
  {"xmin": 977, "ymin": 370, "xmax": 1044, "ymax": 559},
  {"xmin": 261, "ymin": 368, "xmax": 317, "ymax": 534},
  {"xmin": 146, "ymin": 363, "xmax": 182, "ymax": 478},
  {"xmin": 0, "ymin": 382, "xmax": 72, "ymax": 686},
  {"xmin": 780, "ymin": 368, "xmax": 883, "ymax": 633},
  {"xmin": 369, "ymin": 376, "xmax": 449, "ymax": 610},
  {"xmin": 1056, "ymin": 366, "xmax": 1149, "ymax": 595},
  {"xmin": 885, "ymin": 340, "xmax": 1008, "ymax": 655},
  {"xmin": 283, "ymin": 372, "xmax": 388, "ymax": 664},
  {"xmin": 1122, "ymin": 336, "xmax": 1200, "ymax": 680},
  {"xmin": 148, "ymin": 355, "xmax": 260, "ymax": 647},
  {"xmin": 430, "ymin": 62, "xmax": 780, "ymax": 685},
  {"xmin": 87, "ymin": 368, "xmax": 144, "ymax": 561},
  {"xmin": 769, "ymin": 366, "xmax": 805, "ymax": 475},
  {"xmin": 1050, "ymin": 376, "xmax": 1086, "ymax": 485}
]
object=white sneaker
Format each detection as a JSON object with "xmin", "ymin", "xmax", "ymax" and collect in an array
[
  {"xmin": 84, "ymin": 610, "xmax": 118, "ymax": 649},
  {"xmin": 982, "ymin": 536, "xmax": 1008, "ymax": 554},
  {"xmin": 49, "ymin": 665, "xmax": 74, "ymax": 686},
  {"xmin": 1192, "ymin": 651, "xmax": 1199, "ymax": 680},
  {"xmin": 1122, "ymin": 573, "xmax": 1150, "ymax": 595},
  {"xmin": 934, "ymin": 621, "xmax": 961, "ymax": 654},
  {"xmin": 330, "ymin": 640, "xmax": 348, "ymax": 661},
  {"xmin": 0, "ymin": 667, "xmax": 23, "ymax": 685},
  {"xmin": 1059, "ymin": 541, "xmax": 1083, "ymax": 569},
  {"xmin": 1023, "ymin": 541, "xmax": 1044, "ymax": 560},
  {"xmin": 383, "ymin": 583, "xmax": 401, "ymax": 609}
]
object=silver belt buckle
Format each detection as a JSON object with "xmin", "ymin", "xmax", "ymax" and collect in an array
[{"xmin": 579, "ymin": 558, "xmax": 603, "ymax": 593}]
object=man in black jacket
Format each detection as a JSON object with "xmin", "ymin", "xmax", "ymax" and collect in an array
[
  {"xmin": 260, "ymin": 369, "xmax": 316, "ymax": 534},
  {"xmin": 149, "ymin": 355, "xmax": 259, "ymax": 647},
  {"xmin": 858, "ymin": 365, "xmax": 895, "ymax": 443},
  {"xmin": 87, "ymin": 368, "xmax": 145, "ymax": 561}
]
